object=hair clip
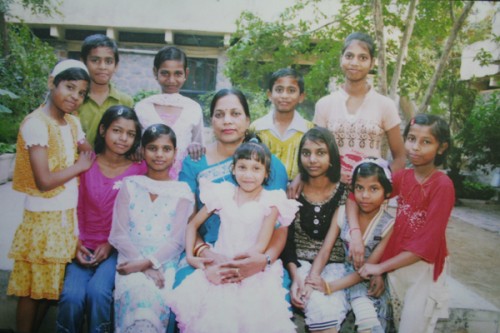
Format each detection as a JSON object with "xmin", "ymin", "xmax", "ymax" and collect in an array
[
  {"xmin": 249, "ymin": 137, "xmax": 259, "ymax": 143},
  {"xmin": 410, "ymin": 118, "xmax": 416, "ymax": 126},
  {"xmin": 117, "ymin": 107, "xmax": 124, "ymax": 116},
  {"xmin": 151, "ymin": 126, "xmax": 157, "ymax": 133},
  {"xmin": 354, "ymin": 157, "xmax": 392, "ymax": 183}
]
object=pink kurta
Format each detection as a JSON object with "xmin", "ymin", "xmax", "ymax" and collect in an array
[
  {"xmin": 135, "ymin": 93, "xmax": 204, "ymax": 179},
  {"xmin": 77, "ymin": 161, "xmax": 147, "ymax": 250}
]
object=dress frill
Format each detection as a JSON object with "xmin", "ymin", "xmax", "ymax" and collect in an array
[
  {"xmin": 168, "ymin": 180, "xmax": 299, "ymax": 333},
  {"xmin": 169, "ymin": 263, "xmax": 295, "ymax": 333},
  {"xmin": 8, "ymin": 209, "xmax": 77, "ymax": 264}
]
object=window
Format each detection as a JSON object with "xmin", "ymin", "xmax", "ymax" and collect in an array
[
  {"xmin": 65, "ymin": 29, "xmax": 106, "ymax": 41},
  {"xmin": 181, "ymin": 58, "xmax": 217, "ymax": 103},
  {"xmin": 174, "ymin": 34, "xmax": 223, "ymax": 47}
]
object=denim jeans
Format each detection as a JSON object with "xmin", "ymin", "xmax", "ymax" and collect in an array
[{"xmin": 57, "ymin": 251, "xmax": 117, "ymax": 333}]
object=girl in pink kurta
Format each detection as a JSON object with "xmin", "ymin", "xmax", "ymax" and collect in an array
[
  {"xmin": 135, "ymin": 46, "xmax": 204, "ymax": 179},
  {"xmin": 57, "ymin": 106, "xmax": 146, "ymax": 332},
  {"xmin": 358, "ymin": 114, "xmax": 454, "ymax": 333},
  {"xmin": 168, "ymin": 141, "xmax": 300, "ymax": 333}
]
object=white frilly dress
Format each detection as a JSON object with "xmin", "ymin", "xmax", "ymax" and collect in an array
[{"xmin": 168, "ymin": 180, "xmax": 300, "ymax": 333}]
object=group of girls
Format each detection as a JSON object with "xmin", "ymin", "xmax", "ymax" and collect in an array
[{"xmin": 7, "ymin": 30, "xmax": 454, "ymax": 333}]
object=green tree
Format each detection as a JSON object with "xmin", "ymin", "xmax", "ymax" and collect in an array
[
  {"xmin": 0, "ymin": 1, "xmax": 58, "ymax": 143},
  {"xmin": 225, "ymin": 0, "xmax": 479, "ymax": 117},
  {"xmin": 459, "ymin": 93, "xmax": 500, "ymax": 172}
]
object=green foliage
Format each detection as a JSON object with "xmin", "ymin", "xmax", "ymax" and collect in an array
[
  {"xmin": 0, "ymin": 142, "xmax": 15, "ymax": 153},
  {"xmin": 457, "ymin": 180, "xmax": 496, "ymax": 200},
  {"xmin": 458, "ymin": 92, "xmax": 500, "ymax": 171},
  {"xmin": 0, "ymin": 23, "xmax": 57, "ymax": 143},
  {"xmin": 132, "ymin": 89, "xmax": 159, "ymax": 103},
  {"xmin": 225, "ymin": 0, "xmax": 485, "ymax": 111}
]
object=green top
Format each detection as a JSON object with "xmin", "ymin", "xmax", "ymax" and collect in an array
[{"xmin": 77, "ymin": 84, "xmax": 134, "ymax": 147}]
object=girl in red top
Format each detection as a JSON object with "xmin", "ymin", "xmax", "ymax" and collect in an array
[{"xmin": 358, "ymin": 114, "xmax": 454, "ymax": 333}]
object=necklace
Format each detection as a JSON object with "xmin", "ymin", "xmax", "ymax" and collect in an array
[{"xmin": 415, "ymin": 169, "xmax": 436, "ymax": 185}]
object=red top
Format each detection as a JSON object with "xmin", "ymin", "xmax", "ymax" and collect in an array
[{"xmin": 381, "ymin": 169, "xmax": 455, "ymax": 280}]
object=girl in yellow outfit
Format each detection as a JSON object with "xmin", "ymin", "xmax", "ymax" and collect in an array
[{"xmin": 7, "ymin": 59, "xmax": 94, "ymax": 333}]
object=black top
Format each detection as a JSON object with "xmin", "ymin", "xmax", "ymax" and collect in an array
[{"xmin": 281, "ymin": 183, "xmax": 347, "ymax": 267}]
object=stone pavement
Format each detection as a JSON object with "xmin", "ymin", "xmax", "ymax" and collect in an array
[{"xmin": 0, "ymin": 181, "xmax": 499, "ymax": 332}]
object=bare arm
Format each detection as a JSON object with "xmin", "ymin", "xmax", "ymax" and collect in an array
[
  {"xmin": 358, "ymin": 251, "xmax": 421, "ymax": 279},
  {"xmin": 346, "ymin": 198, "xmax": 364, "ymax": 269},
  {"xmin": 29, "ymin": 145, "xmax": 93, "ymax": 192},
  {"xmin": 308, "ymin": 208, "xmax": 341, "ymax": 277},
  {"xmin": 386, "ymin": 125, "xmax": 406, "ymax": 173}
]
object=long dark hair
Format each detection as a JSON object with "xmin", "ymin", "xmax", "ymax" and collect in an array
[
  {"xmin": 298, "ymin": 127, "xmax": 341, "ymax": 183},
  {"xmin": 94, "ymin": 105, "xmax": 142, "ymax": 157},
  {"xmin": 403, "ymin": 113, "xmax": 451, "ymax": 166}
]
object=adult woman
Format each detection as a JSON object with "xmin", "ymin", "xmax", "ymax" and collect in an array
[{"xmin": 167, "ymin": 88, "xmax": 289, "ymax": 332}]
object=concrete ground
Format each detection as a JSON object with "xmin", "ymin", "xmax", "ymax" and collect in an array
[{"xmin": 0, "ymin": 181, "xmax": 499, "ymax": 332}]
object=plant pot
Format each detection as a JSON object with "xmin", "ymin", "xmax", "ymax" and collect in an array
[{"xmin": 0, "ymin": 153, "xmax": 15, "ymax": 184}]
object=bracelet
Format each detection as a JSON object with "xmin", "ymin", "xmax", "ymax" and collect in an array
[
  {"xmin": 349, "ymin": 227, "xmax": 361, "ymax": 236},
  {"xmin": 263, "ymin": 254, "xmax": 271, "ymax": 271},
  {"xmin": 194, "ymin": 243, "xmax": 210, "ymax": 257},
  {"xmin": 324, "ymin": 279, "xmax": 332, "ymax": 295}
]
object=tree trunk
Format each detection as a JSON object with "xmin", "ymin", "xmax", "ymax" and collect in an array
[
  {"xmin": 389, "ymin": 0, "xmax": 419, "ymax": 100},
  {"xmin": 417, "ymin": 1, "xmax": 474, "ymax": 113},
  {"xmin": 372, "ymin": 0, "xmax": 387, "ymax": 95}
]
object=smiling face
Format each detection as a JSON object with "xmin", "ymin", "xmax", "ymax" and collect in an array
[
  {"xmin": 405, "ymin": 124, "xmax": 447, "ymax": 168},
  {"xmin": 154, "ymin": 60, "xmax": 188, "ymax": 94},
  {"xmin": 50, "ymin": 79, "xmax": 89, "ymax": 114},
  {"xmin": 300, "ymin": 139, "xmax": 331, "ymax": 179},
  {"xmin": 353, "ymin": 175, "xmax": 387, "ymax": 216},
  {"xmin": 84, "ymin": 46, "xmax": 117, "ymax": 86},
  {"xmin": 268, "ymin": 76, "xmax": 305, "ymax": 114},
  {"xmin": 143, "ymin": 134, "xmax": 177, "ymax": 175},
  {"xmin": 211, "ymin": 94, "xmax": 250, "ymax": 145},
  {"xmin": 341, "ymin": 40, "xmax": 374, "ymax": 83},
  {"xmin": 232, "ymin": 157, "xmax": 267, "ymax": 195},
  {"xmin": 100, "ymin": 117, "xmax": 137, "ymax": 156}
]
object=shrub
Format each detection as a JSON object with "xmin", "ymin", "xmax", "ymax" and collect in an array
[{"xmin": 457, "ymin": 180, "xmax": 496, "ymax": 200}]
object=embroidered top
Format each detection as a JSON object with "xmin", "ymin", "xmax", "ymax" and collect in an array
[
  {"xmin": 281, "ymin": 183, "xmax": 348, "ymax": 266},
  {"xmin": 314, "ymin": 87, "xmax": 401, "ymax": 176},
  {"xmin": 381, "ymin": 169, "xmax": 455, "ymax": 280}
]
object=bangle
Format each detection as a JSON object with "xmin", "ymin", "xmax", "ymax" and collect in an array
[
  {"xmin": 349, "ymin": 227, "xmax": 361, "ymax": 236},
  {"xmin": 263, "ymin": 254, "xmax": 271, "ymax": 271},
  {"xmin": 324, "ymin": 279, "xmax": 332, "ymax": 295},
  {"xmin": 197, "ymin": 244, "xmax": 209, "ymax": 257},
  {"xmin": 194, "ymin": 243, "xmax": 210, "ymax": 257}
]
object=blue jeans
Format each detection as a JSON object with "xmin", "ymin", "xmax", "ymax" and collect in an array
[{"xmin": 57, "ymin": 251, "xmax": 117, "ymax": 333}]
